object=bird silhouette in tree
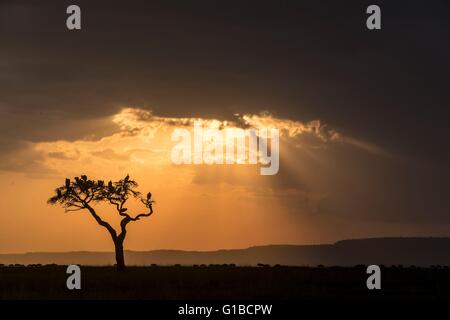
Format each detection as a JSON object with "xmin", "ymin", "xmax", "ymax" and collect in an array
[{"xmin": 48, "ymin": 174, "xmax": 154, "ymax": 270}]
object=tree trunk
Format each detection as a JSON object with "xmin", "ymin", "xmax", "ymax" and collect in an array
[{"xmin": 114, "ymin": 239, "xmax": 125, "ymax": 271}]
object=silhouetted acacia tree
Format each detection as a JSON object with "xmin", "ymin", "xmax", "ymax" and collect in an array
[{"xmin": 48, "ymin": 175, "xmax": 154, "ymax": 271}]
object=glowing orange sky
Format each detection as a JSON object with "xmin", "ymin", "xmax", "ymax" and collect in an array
[{"xmin": 1, "ymin": 107, "xmax": 449, "ymax": 254}]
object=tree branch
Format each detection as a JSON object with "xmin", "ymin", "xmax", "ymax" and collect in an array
[
  {"xmin": 84, "ymin": 204, "xmax": 117, "ymax": 240},
  {"xmin": 48, "ymin": 175, "xmax": 155, "ymax": 249},
  {"xmin": 131, "ymin": 205, "xmax": 154, "ymax": 221},
  {"xmin": 117, "ymin": 205, "xmax": 153, "ymax": 242}
]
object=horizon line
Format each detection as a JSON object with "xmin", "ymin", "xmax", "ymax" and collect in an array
[{"xmin": 1, "ymin": 236, "xmax": 448, "ymax": 255}]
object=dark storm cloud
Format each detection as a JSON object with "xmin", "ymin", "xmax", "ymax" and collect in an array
[
  {"xmin": 0, "ymin": 139, "xmax": 52, "ymax": 174},
  {"xmin": 1, "ymin": 0, "xmax": 448, "ymax": 161},
  {"xmin": 0, "ymin": 0, "xmax": 449, "ymax": 222}
]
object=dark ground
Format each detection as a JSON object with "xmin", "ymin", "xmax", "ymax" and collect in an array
[{"xmin": 1, "ymin": 265, "xmax": 450, "ymax": 300}]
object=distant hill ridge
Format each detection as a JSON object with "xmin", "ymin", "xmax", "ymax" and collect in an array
[{"xmin": 1, "ymin": 237, "xmax": 450, "ymax": 266}]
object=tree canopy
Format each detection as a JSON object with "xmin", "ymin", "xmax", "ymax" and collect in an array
[{"xmin": 48, "ymin": 174, "xmax": 154, "ymax": 270}]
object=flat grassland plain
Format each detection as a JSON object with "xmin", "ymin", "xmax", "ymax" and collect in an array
[{"xmin": 1, "ymin": 265, "xmax": 450, "ymax": 300}]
